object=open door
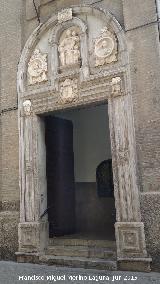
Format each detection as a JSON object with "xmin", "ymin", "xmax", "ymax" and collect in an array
[{"xmin": 45, "ymin": 116, "xmax": 75, "ymax": 237}]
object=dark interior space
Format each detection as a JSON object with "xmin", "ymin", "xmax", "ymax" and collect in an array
[
  {"xmin": 45, "ymin": 104, "xmax": 116, "ymax": 240},
  {"xmin": 45, "ymin": 116, "xmax": 76, "ymax": 237}
]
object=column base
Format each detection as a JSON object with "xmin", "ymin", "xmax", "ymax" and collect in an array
[
  {"xmin": 18, "ymin": 221, "xmax": 48, "ymax": 253},
  {"xmin": 115, "ymin": 222, "xmax": 152, "ymax": 272},
  {"xmin": 115, "ymin": 222, "xmax": 148, "ymax": 258},
  {"xmin": 117, "ymin": 257, "xmax": 152, "ymax": 272}
]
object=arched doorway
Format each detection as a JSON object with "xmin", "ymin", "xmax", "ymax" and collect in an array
[{"xmin": 16, "ymin": 6, "xmax": 151, "ymax": 271}]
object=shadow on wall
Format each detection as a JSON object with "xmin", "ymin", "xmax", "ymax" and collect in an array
[{"xmin": 75, "ymin": 182, "xmax": 116, "ymax": 240}]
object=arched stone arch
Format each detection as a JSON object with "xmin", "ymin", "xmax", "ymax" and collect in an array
[{"xmin": 17, "ymin": 6, "xmax": 151, "ymax": 271}]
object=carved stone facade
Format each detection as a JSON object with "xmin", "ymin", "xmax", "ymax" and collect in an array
[
  {"xmin": 15, "ymin": 6, "xmax": 152, "ymax": 272},
  {"xmin": 0, "ymin": 0, "xmax": 158, "ymax": 272}
]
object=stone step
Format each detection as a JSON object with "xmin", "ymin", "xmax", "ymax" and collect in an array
[
  {"xmin": 39, "ymin": 255, "xmax": 117, "ymax": 270},
  {"xmin": 46, "ymin": 245, "xmax": 116, "ymax": 259},
  {"xmin": 49, "ymin": 238, "xmax": 116, "ymax": 249}
]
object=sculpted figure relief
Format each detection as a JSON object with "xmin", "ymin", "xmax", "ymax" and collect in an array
[
  {"xmin": 28, "ymin": 49, "xmax": 48, "ymax": 85},
  {"xmin": 23, "ymin": 100, "xmax": 32, "ymax": 116},
  {"xmin": 111, "ymin": 77, "xmax": 122, "ymax": 96},
  {"xmin": 59, "ymin": 79, "xmax": 78, "ymax": 103},
  {"xmin": 58, "ymin": 28, "xmax": 81, "ymax": 68},
  {"xmin": 95, "ymin": 27, "xmax": 117, "ymax": 67}
]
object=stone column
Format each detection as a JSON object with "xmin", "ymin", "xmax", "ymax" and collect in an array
[
  {"xmin": 108, "ymin": 77, "xmax": 151, "ymax": 272},
  {"xmin": 17, "ymin": 100, "xmax": 48, "ymax": 262}
]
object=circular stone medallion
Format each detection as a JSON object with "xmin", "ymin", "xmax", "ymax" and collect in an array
[{"xmin": 95, "ymin": 37, "xmax": 114, "ymax": 58}]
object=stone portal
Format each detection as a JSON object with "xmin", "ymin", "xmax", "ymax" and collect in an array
[{"xmin": 17, "ymin": 6, "xmax": 151, "ymax": 271}]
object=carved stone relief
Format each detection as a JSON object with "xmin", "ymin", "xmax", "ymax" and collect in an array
[
  {"xmin": 28, "ymin": 49, "xmax": 48, "ymax": 85},
  {"xmin": 115, "ymin": 223, "xmax": 148, "ymax": 258},
  {"xmin": 59, "ymin": 78, "xmax": 78, "ymax": 103},
  {"xmin": 117, "ymin": 147, "xmax": 129, "ymax": 166},
  {"xmin": 94, "ymin": 27, "xmax": 117, "ymax": 67},
  {"xmin": 111, "ymin": 77, "xmax": 122, "ymax": 96},
  {"xmin": 19, "ymin": 223, "xmax": 39, "ymax": 252},
  {"xmin": 58, "ymin": 8, "xmax": 72, "ymax": 23},
  {"xmin": 58, "ymin": 28, "xmax": 81, "ymax": 69},
  {"xmin": 23, "ymin": 100, "xmax": 32, "ymax": 116}
]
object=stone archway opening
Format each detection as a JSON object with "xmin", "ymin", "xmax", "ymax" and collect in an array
[
  {"xmin": 16, "ymin": 6, "xmax": 151, "ymax": 271},
  {"xmin": 44, "ymin": 103, "xmax": 116, "ymax": 242}
]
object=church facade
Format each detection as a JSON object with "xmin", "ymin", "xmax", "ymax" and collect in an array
[{"xmin": 0, "ymin": 0, "xmax": 160, "ymax": 272}]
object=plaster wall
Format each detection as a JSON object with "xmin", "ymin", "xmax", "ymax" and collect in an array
[
  {"xmin": 53, "ymin": 104, "xmax": 114, "ymax": 236},
  {"xmin": 57, "ymin": 104, "xmax": 111, "ymax": 182}
]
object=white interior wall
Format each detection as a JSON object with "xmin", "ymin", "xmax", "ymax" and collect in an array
[{"xmin": 56, "ymin": 104, "xmax": 111, "ymax": 182}]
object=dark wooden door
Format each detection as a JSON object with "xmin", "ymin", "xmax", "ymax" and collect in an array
[{"xmin": 45, "ymin": 116, "xmax": 75, "ymax": 237}]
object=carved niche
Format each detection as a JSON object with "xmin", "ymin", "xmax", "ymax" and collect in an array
[
  {"xmin": 58, "ymin": 28, "xmax": 81, "ymax": 70},
  {"xmin": 59, "ymin": 78, "xmax": 78, "ymax": 104},
  {"xmin": 27, "ymin": 49, "xmax": 48, "ymax": 85},
  {"xmin": 94, "ymin": 27, "xmax": 117, "ymax": 67}
]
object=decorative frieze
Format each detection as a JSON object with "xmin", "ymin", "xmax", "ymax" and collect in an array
[
  {"xmin": 95, "ymin": 27, "xmax": 117, "ymax": 67},
  {"xmin": 59, "ymin": 78, "xmax": 78, "ymax": 104},
  {"xmin": 58, "ymin": 8, "xmax": 72, "ymax": 23},
  {"xmin": 28, "ymin": 49, "xmax": 48, "ymax": 85}
]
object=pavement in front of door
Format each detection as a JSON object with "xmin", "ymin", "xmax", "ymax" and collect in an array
[{"xmin": 0, "ymin": 261, "xmax": 159, "ymax": 284}]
